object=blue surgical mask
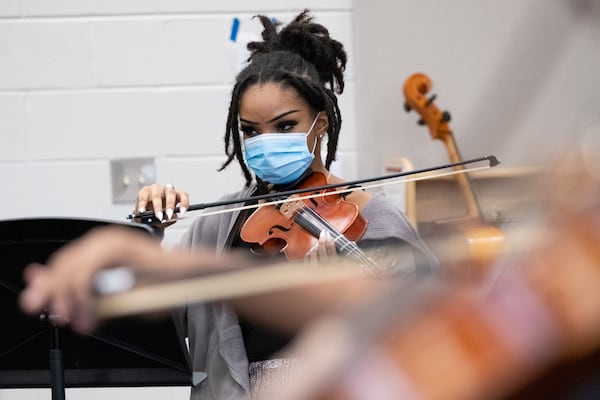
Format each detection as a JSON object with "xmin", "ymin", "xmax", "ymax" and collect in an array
[{"xmin": 243, "ymin": 115, "xmax": 320, "ymax": 185}]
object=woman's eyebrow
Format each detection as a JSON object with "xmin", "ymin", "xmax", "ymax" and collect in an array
[{"xmin": 240, "ymin": 110, "xmax": 300, "ymax": 125}]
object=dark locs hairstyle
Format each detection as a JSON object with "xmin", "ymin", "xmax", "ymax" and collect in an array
[{"xmin": 220, "ymin": 9, "xmax": 347, "ymax": 186}]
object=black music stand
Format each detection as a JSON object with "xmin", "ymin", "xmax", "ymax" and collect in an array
[{"xmin": 0, "ymin": 217, "xmax": 191, "ymax": 399}]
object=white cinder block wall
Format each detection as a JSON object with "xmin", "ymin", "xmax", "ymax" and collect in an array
[
  {"xmin": 0, "ymin": 1, "xmax": 356, "ymax": 241},
  {"xmin": 0, "ymin": 1, "xmax": 353, "ymax": 399}
]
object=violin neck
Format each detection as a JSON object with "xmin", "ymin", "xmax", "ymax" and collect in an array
[
  {"xmin": 442, "ymin": 134, "xmax": 483, "ymax": 219},
  {"xmin": 294, "ymin": 208, "xmax": 378, "ymax": 273}
]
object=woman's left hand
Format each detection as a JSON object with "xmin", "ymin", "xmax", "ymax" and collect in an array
[{"xmin": 305, "ymin": 231, "xmax": 338, "ymax": 266}]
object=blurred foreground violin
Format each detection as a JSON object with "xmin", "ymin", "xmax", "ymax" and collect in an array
[
  {"xmin": 404, "ymin": 72, "xmax": 505, "ymax": 280},
  {"xmin": 270, "ymin": 150, "xmax": 600, "ymax": 400}
]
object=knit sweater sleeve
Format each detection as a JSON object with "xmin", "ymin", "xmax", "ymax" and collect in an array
[{"xmin": 359, "ymin": 191, "xmax": 439, "ymax": 279}]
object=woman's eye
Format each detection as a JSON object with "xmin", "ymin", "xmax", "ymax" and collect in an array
[
  {"xmin": 277, "ymin": 120, "xmax": 298, "ymax": 132},
  {"xmin": 240, "ymin": 126, "xmax": 258, "ymax": 137}
]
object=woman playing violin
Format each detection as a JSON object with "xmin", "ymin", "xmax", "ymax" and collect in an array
[
  {"xmin": 19, "ymin": 12, "xmax": 437, "ymax": 400},
  {"xmin": 132, "ymin": 10, "xmax": 437, "ymax": 400}
]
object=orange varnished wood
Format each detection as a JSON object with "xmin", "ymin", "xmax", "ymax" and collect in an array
[
  {"xmin": 309, "ymin": 166, "xmax": 600, "ymax": 400},
  {"xmin": 240, "ymin": 172, "xmax": 368, "ymax": 261}
]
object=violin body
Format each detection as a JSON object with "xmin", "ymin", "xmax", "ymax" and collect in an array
[{"xmin": 240, "ymin": 172, "xmax": 368, "ymax": 261}]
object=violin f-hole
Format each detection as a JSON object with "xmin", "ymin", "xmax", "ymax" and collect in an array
[{"xmin": 268, "ymin": 224, "xmax": 292, "ymax": 235}]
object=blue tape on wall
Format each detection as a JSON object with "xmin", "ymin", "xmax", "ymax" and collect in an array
[{"xmin": 230, "ymin": 17, "xmax": 240, "ymax": 42}]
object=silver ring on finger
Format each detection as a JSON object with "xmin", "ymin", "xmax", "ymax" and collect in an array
[{"xmin": 164, "ymin": 183, "xmax": 175, "ymax": 191}]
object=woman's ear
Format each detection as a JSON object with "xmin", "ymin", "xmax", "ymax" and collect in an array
[{"xmin": 316, "ymin": 112, "xmax": 329, "ymax": 137}]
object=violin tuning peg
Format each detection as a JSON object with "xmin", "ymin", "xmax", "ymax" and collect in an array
[
  {"xmin": 425, "ymin": 94, "xmax": 437, "ymax": 106},
  {"xmin": 441, "ymin": 111, "xmax": 451, "ymax": 122},
  {"xmin": 404, "ymin": 102, "xmax": 412, "ymax": 112},
  {"xmin": 417, "ymin": 119, "xmax": 426, "ymax": 126}
]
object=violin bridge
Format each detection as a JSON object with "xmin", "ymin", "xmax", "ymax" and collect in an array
[{"xmin": 279, "ymin": 197, "xmax": 304, "ymax": 220}]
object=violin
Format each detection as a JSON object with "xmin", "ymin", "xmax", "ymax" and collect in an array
[
  {"xmin": 403, "ymin": 73, "xmax": 505, "ymax": 280},
  {"xmin": 240, "ymin": 171, "xmax": 379, "ymax": 273}
]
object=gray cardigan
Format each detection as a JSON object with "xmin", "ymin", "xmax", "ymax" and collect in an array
[{"xmin": 175, "ymin": 187, "xmax": 437, "ymax": 400}]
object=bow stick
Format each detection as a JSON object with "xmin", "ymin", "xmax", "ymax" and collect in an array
[{"xmin": 127, "ymin": 155, "xmax": 499, "ymax": 223}]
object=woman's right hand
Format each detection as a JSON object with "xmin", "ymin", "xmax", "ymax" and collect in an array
[{"xmin": 133, "ymin": 183, "xmax": 190, "ymax": 224}]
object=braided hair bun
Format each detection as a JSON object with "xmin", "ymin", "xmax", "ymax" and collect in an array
[{"xmin": 247, "ymin": 9, "xmax": 347, "ymax": 94}]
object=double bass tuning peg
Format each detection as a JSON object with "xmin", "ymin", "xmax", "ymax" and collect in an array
[
  {"xmin": 441, "ymin": 111, "xmax": 451, "ymax": 123},
  {"xmin": 425, "ymin": 94, "xmax": 437, "ymax": 106},
  {"xmin": 405, "ymin": 92, "xmax": 447, "ymax": 126},
  {"xmin": 404, "ymin": 94, "xmax": 437, "ymax": 112}
]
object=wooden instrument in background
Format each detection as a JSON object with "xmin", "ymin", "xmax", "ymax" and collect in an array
[{"xmin": 403, "ymin": 73, "xmax": 505, "ymax": 280}]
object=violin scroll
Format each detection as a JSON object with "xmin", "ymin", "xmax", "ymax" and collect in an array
[{"xmin": 403, "ymin": 72, "xmax": 452, "ymax": 142}]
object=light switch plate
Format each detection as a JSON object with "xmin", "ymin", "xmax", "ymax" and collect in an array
[{"xmin": 110, "ymin": 158, "xmax": 156, "ymax": 204}]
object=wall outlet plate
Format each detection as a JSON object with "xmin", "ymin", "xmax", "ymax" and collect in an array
[{"xmin": 110, "ymin": 158, "xmax": 156, "ymax": 204}]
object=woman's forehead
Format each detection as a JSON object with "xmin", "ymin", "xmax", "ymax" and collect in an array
[{"xmin": 239, "ymin": 82, "xmax": 310, "ymax": 117}]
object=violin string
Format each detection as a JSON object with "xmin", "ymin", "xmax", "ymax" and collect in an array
[
  {"xmin": 173, "ymin": 165, "xmax": 492, "ymax": 221},
  {"xmin": 283, "ymin": 199, "xmax": 372, "ymax": 267},
  {"xmin": 320, "ymin": 226, "xmax": 378, "ymax": 272},
  {"xmin": 268, "ymin": 194, "xmax": 378, "ymax": 271},
  {"xmin": 298, "ymin": 207, "xmax": 379, "ymax": 273}
]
